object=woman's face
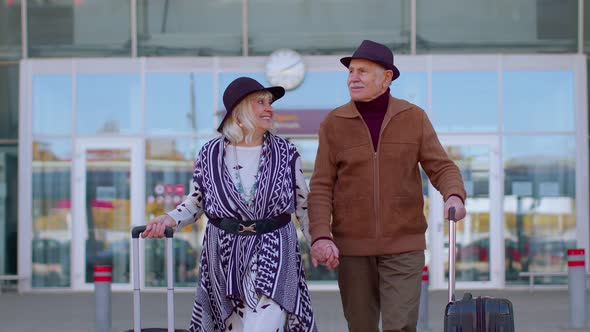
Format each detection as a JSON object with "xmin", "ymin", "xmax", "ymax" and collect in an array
[{"xmin": 248, "ymin": 94, "xmax": 274, "ymax": 133}]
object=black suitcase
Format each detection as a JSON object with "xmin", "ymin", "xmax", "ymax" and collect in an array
[
  {"xmin": 126, "ymin": 226, "xmax": 189, "ymax": 332},
  {"xmin": 444, "ymin": 208, "xmax": 515, "ymax": 332}
]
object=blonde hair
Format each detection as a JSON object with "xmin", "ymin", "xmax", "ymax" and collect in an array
[{"xmin": 222, "ymin": 91, "xmax": 275, "ymax": 144}]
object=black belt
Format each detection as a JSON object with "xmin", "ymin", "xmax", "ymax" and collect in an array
[{"xmin": 208, "ymin": 213, "xmax": 291, "ymax": 236}]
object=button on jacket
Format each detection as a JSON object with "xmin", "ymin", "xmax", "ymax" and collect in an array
[{"xmin": 308, "ymin": 96, "xmax": 466, "ymax": 256}]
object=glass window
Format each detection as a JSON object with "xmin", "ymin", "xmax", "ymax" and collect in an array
[
  {"xmin": 0, "ymin": 65, "xmax": 19, "ymax": 139},
  {"xmin": 76, "ymin": 74, "xmax": 140, "ymax": 135},
  {"xmin": 27, "ymin": 0, "xmax": 131, "ymax": 57},
  {"xmin": 443, "ymin": 145, "xmax": 491, "ymax": 282},
  {"xmin": 503, "ymin": 70, "xmax": 574, "ymax": 132},
  {"xmin": 583, "ymin": 0, "xmax": 590, "ymax": 53},
  {"xmin": 83, "ymin": 148, "xmax": 133, "ymax": 284},
  {"xmin": 432, "ymin": 71, "xmax": 498, "ymax": 132},
  {"xmin": 0, "ymin": 0, "xmax": 21, "ymax": 60},
  {"xmin": 0, "ymin": 145, "xmax": 17, "ymax": 277},
  {"xmin": 288, "ymin": 138, "xmax": 337, "ymax": 281},
  {"xmin": 32, "ymin": 139, "xmax": 72, "ymax": 287},
  {"xmin": 503, "ymin": 135, "xmax": 576, "ymax": 285},
  {"xmin": 395, "ymin": 71, "xmax": 428, "ymax": 111},
  {"xmin": 144, "ymin": 138, "xmax": 207, "ymax": 287},
  {"xmin": 145, "ymin": 73, "xmax": 215, "ymax": 135},
  {"xmin": 33, "ymin": 75, "xmax": 72, "ymax": 136},
  {"xmin": 417, "ymin": 0, "xmax": 577, "ymax": 54},
  {"xmin": 137, "ymin": 0, "xmax": 242, "ymax": 56},
  {"xmin": 248, "ymin": 0, "xmax": 410, "ymax": 55}
]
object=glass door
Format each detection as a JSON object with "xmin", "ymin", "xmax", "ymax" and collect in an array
[
  {"xmin": 72, "ymin": 138, "xmax": 144, "ymax": 290},
  {"xmin": 428, "ymin": 136, "xmax": 503, "ymax": 289}
]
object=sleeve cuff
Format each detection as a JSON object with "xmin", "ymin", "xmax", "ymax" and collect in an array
[
  {"xmin": 311, "ymin": 237, "xmax": 334, "ymax": 247},
  {"xmin": 447, "ymin": 194, "xmax": 465, "ymax": 204}
]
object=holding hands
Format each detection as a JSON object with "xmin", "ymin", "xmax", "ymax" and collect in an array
[
  {"xmin": 141, "ymin": 214, "xmax": 177, "ymax": 238},
  {"xmin": 311, "ymin": 239, "xmax": 340, "ymax": 270}
]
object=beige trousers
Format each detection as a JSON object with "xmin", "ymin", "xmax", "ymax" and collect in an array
[{"xmin": 337, "ymin": 251, "xmax": 425, "ymax": 332}]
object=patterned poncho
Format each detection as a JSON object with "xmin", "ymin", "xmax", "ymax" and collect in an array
[{"xmin": 167, "ymin": 133, "xmax": 317, "ymax": 332}]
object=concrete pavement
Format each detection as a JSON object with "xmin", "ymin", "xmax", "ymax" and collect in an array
[{"xmin": 0, "ymin": 288, "xmax": 589, "ymax": 331}]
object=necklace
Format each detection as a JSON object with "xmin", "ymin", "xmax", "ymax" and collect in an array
[{"xmin": 231, "ymin": 144, "xmax": 261, "ymax": 207}]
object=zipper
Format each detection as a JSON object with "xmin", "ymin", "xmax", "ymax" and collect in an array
[
  {"xmin": 373, "ymin": 151, "xmax": 379, "ymax": 237},
  {"xmin": 358, "ymin": 117, "xmax": 380, "ymax": 237}
]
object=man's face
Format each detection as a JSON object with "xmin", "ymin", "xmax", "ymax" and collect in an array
[{"xmin": 347, "ymin": 59, "xmax": 392, "ymax": 102}]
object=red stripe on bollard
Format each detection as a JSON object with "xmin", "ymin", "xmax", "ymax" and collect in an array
[
  {"xmin": 422, "ymin": 266, "xmax": 428, "ymax": 281},
  {"xmin": 94, "ymin": 265, "xmax": 112, "ymax": 282},
  {"xmin": 568, "ymin": 261, "xmax": 585, "ymax": 267},
  {"xmin": 568, "ymin": 249, "xmax": 585, "ymax": 256},
  {"xmin": 94, "ymin": 266, "xmax": 112, "ymax": 273},
  {"xmin": 94, "ymin": 276, "xmax": 112, "ymax": 282}
]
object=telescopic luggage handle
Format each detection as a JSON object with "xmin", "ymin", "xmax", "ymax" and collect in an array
[
  {"xmin": 132, "ymin": 225, "xmax": 174, "ymax": 238},
  {"xmin": 447, "ymin": 207, "xmax": 456, "ymax": 304},
  {"xmin": 131, "ymin": 225, "xmax": 176, "ymax": 332}
]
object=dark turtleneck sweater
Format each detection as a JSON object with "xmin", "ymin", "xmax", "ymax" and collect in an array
[{"xmin": 355, "ymin": 88, "xmax": 390, "ymax": 151}]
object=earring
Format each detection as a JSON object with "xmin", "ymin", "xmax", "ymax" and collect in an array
[{"xmin": 238, "ymin": 123, "xmax": 243, "ymax": 128}]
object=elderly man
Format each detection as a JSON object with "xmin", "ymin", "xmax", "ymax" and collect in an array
[{"xmin": 308, "ymin": 40, "xmax": 467, "ymax": 332}]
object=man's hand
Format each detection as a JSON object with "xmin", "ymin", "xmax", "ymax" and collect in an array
[
  {"xmin": 141, "ymin": 215, "xmax": 177, "ymax": 238},
  {"xmin": 444, "ymin": 195, "xmax": 467, "ymax": 221},
  {"xmin": 311, "ymin": 239, "xmax": 340, "ymax": 270}
]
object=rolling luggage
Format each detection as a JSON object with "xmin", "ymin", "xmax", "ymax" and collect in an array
[
  {"xmin": 127, "ymin": 225, "xmax": 189, "ymax": 332},
  {"xmin": 444, "ymin": 208, "xmax": 515, "ymax": 332}
]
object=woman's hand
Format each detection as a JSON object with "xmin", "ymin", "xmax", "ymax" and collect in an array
[{"xmin": 141, "ymin": 214, "xmax": 177, "ymax": 238}]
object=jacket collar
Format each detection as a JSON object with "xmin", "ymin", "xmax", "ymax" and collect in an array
[{"xmin": 334, "ymin": 95, "xmax": 413, "ymax": 119}]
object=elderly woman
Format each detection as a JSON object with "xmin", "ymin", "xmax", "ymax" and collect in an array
[{"xmin": 142, "ymin": 77, "xmax": 317, "ymax": 332}]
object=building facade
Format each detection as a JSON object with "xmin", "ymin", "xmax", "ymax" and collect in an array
[{"xmin": 0, "ymin": 0, "xmax": 588, "ymax": 291}]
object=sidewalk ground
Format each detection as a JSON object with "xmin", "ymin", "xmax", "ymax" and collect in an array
[{"xmin": 0, "ymin": 289, "xmax": 589, "ymax": 331}]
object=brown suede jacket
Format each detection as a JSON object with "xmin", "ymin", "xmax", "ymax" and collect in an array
[{"xmin": 308, "ymin": 96, "xmax": 466, "ymax": 256}]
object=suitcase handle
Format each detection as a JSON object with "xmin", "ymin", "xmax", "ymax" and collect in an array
[
  {"xmin": 131, "ymin": 225, "xmax": 176, "ymax": 332},
  {"xmin": 132, "ymin": 225, "xmax": 174, "ymax": 238},
  {"xmin": 448, "ymin": 207, "xmax": 456, "ymax": 303}
]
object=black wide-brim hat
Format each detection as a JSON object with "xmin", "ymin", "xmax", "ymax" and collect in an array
[
  {"xmin": 217, "ymin": 77, "xmax": 285, "ymax": 133},
  {"xmin": 340, "ymin": 40, "xmax": 400, "ymax": 81}
]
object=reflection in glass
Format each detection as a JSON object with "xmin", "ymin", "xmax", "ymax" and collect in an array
[
  {"xmin": 504, "ymin": 135, "xmax": 576, "ymax": 285},
  {"xmin": 503, "ymin": 70, "xmax": 574, "ymax": 132},
  {"xmin": 248, "ymin": 0, "xmax": 410, "ymax": 55},
  {"xmin": 33, "ymin": 75, "xmax": 72, "ymax": 136},
  {"xmin": 417, "ymin": 0, "xmax": 577, "ymax": 53},
  {"xmin": 289, "ymin": 139, "xmax": 318, "ymax": 181},
  {"xmin": 145, "ymin": 73, "xmax": 215, "ymax": 135},
  {"xmin": 443, "ymin": 145, "xmax": 491, "ymax": 282},
  {"xmin": 0, "ymin": 145, "xmax": 17, "ymax": 277},
  {"xmin": 0, "ymin": 0, "xmax": 21, "ymax": 60},
  {"xmin": 32, "ymin": 139, "xmax": 72, "ymax": 287},
  {"xmin": 145, "ymin": 138, "xmax": 206, "ymax": 287},
  {"xmin": 137, "ymin": 0, "xmax": 242, "ymax": 56},
  {"xmin": 584, "ymin": 4, "xmax": 590, "ymax": 53},
  {"xmin": 0, "ymin": 65, "xmax": 19, "ymax": 139},
  {"xmin": 395, "ymin": 71, "xmax": 428, "ymax": 111},
  {"xmin": 84, "ymin": 148, "xmax": 131, "ymax": 284},
  {"xmin": 287, "ymin": 138, "xmax": 337, "ymax": 281},
  {"xmin": 77, "ymin": 74, "xmax": 140, "ymax": 135},
  {"xmin": 27, "ymin": 0, "xmax": 131, "ymax": 57},
  {"xmin": 432, "ymin": 71, "xmax": 498, "ymax": 132}
]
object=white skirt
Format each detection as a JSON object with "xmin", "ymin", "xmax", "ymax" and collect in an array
[{"xmin": 224, "ymin": 295, "xmax": 287, "ymax": 332}]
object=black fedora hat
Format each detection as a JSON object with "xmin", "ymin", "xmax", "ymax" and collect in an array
[
  {"xmin": 217, "ymin": 77, "xmax": 285, "ymax": 133},
  {"xmin": 340, "ymin": 40, "xmax": 400, "ymax": 81}
]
